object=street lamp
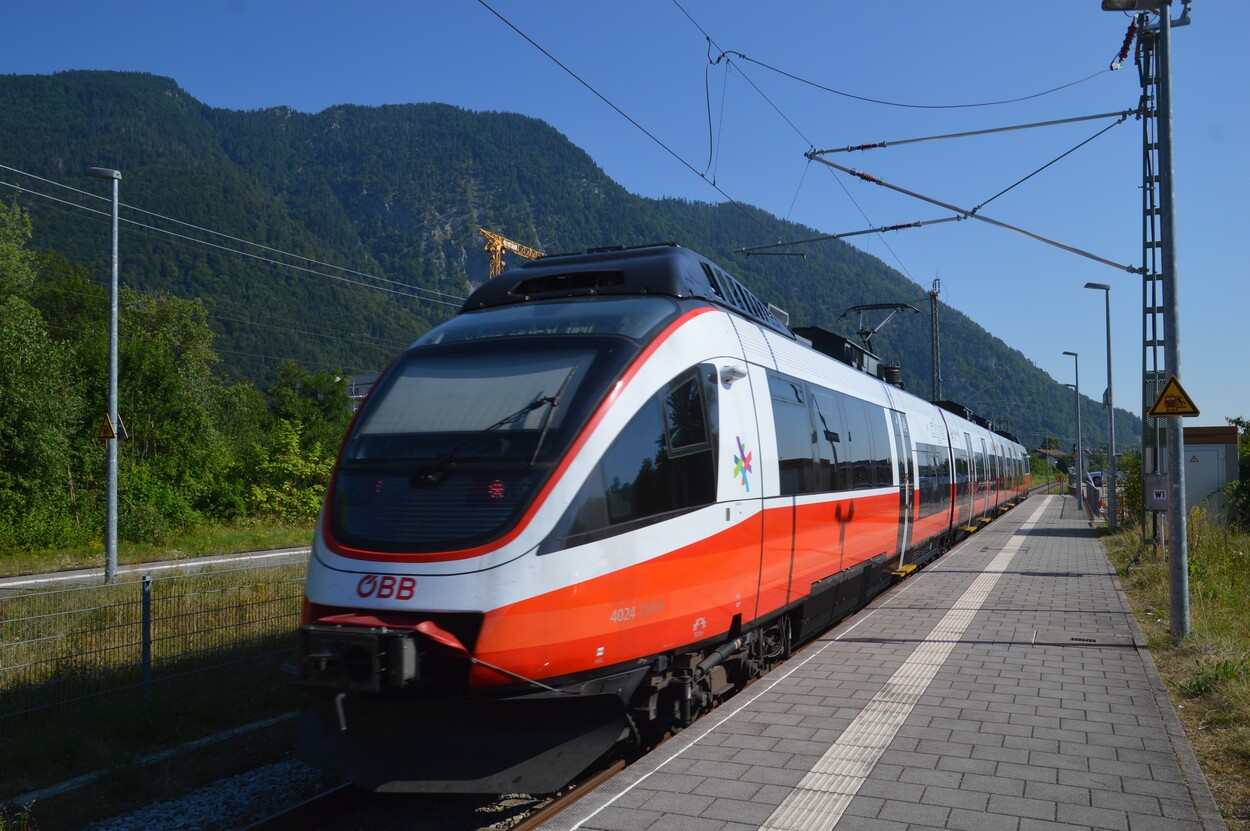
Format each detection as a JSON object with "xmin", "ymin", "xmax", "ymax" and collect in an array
[
  {"xmin": 88, "ymin": 166, "xmax": 121, "ymax": 584},
  {"xmin": 1085, "ymin": 282, "xmax": 1117, "ymax": 530},
  {"xmin": 1063, "ymin": 351, "xmax": 1082, "ymax": 512}
]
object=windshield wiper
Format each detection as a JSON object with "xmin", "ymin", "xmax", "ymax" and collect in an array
[
  {"xmin": 529, "ymin": 364, "xmax": 578, "ymax": 465},
  {"xmin": 410, "ymin": 394, "xmax": 558, "ymax": 486}
]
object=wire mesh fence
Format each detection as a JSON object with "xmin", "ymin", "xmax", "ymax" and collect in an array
[{"xmin": 0, "ymin": 561, "xmax": 305, "ymax": 721}]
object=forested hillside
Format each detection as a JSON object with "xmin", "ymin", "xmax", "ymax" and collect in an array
[{"xmin": 0, "ymin": 70, "xmax": 1138, "ymax": 454}]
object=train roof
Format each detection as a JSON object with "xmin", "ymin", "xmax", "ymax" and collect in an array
[
  {"xmin": 934, "ymin": 400, "xmax": 1022, "ymax": 446},
  {"xmin": 462, "ymin": 243, "xmax": 793, "ymax": 337},
  {"xmin": 461, "ymin": 244, "xmax": 1022, "ymax": 450}
]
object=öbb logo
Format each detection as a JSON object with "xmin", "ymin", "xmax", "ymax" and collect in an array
[{"xmin": 356, "ymin": 574, "xmax": 417, "ymax": 600}]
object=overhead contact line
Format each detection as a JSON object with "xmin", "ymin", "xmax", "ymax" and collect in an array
[
  {"xmin": 477, "ymin": 0, "xmax": 785, "ymax": 246},
  {"xmin": 810, "ymin": 109, "xmax": 1139, "ymax": 156},
  {"xmin": 808, "ymin": 155, "xmax": 1142, "ymax": 274},
  {"xmin": 0, "ymin": 164, "xmax": 465, "ymax": 309},
  {"xmin": 719, "ymin": 51, "xmax": 1111, "ymax": 110}
]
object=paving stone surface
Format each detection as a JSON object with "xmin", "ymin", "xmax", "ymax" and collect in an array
[{"xmin": 541, "ymin": 494, "xmax": 1226, "ymax": 831}]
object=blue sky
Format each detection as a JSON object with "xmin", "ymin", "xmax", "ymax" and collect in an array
[{"xmin": 4, "ymin": 1, "xmax": 1245, "ymax": 433}]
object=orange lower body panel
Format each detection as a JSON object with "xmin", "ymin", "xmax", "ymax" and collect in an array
[{"xmin": 474, "ymin": 491, "xmax": 905, "ymax": 687}]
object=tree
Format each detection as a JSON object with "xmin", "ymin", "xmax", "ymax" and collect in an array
[
  {"xmin": 267, "ymin": 360, "xmax": 352, "ymax": 459},
  {"xmin": 111, "ymin": 290, "xmax": 230, "ymax": 540},
  {"xmin": 0, "ymin": 202, "xmax": 36, "ymax": 294},
  {"xmin": 0, "ymin": 204, "xmax": 85, "ymax": 547},
  {"xmin": 247, "ymin": 419, "xmax": 332, "ymax": 521},
  {"xmin": 208, "ymin": 380, "xmax": 271, "ymax": 519}
]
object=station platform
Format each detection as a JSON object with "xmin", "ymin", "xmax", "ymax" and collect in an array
[{"xmin": 541, "ymin": 494, "xmax": 1227, "ymax": 831}]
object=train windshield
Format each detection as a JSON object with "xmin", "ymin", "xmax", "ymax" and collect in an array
[{"xmin": 329, "ymin": 297, "xmax": 685, "ymax": 554}]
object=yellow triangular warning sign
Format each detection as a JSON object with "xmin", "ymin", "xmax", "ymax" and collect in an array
[
  {"xmin": 1148, "ymin": 375, "xmax": 1200, "ymax": 418},
  {"xmin": 98, "ymin": 414, "xmax": 117, "ymax": 440}
]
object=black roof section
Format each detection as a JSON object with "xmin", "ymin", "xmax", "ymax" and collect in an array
[
  {"xmin": 933, "ymin": 400, "xmax": 993, "ymax": 430},
  {"xmin": 462, "ymin": 243, "xmax": 793, "ymax": 337},
  {"xmin": 792, "ymin": 326, "xmax": 881, "ymax": 378},
  {"xmin": 934, "ymin": 399, "xmax": 1020, "ymax": 440}
]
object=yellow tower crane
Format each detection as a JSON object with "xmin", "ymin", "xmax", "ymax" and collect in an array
[{"xmin": 480, "ymin": 228, "xmax": 544, "ymax": 279}]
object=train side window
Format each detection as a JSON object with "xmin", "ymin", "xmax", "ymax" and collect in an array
[
  {"xmin": 810, "ymin": 386, "xmax": 846, "ymax": 492},
  {"xmin": 558, "ymin": 366, "xmax": 716, "ymax": 545},
  {"xmin": 954, "ymin": 447, "xmax": 969, "ymax": 498},
  {"xmin": 768, "ymin": 372, "xmax": 816, "ymax": 495},
  {"xmin": 601, "ymin": 397, "xmax": 666, "ymax": 524},
  {"xmin": 978, "ymin": 438, "xmax": 989, "ymax": 492},
  {"xmin": 865, "ymin": 403, "xmax": 892, "ymax": 486},
  {"xmin": 838, "ymin": 393, "xmax": 875, "ymax": 489},
  {"xmin": 915, "ymin": 442, "xmax": 950, "ymax": 519},
  {"xmin": 664, "ymin": 374, "xmax": 709, "ymax": 455}
]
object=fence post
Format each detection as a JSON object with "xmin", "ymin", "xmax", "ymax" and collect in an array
[{"xmin": 141, "ymin": 574, "xmax": 152, "ymax": 699}]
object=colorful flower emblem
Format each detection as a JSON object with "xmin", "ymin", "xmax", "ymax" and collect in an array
[{"xmin": 733, "ymin": 436, "xmax": 753, "ymax": 491}]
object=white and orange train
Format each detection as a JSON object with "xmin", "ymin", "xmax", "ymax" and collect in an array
[{"xmin": 296, "ymin": 243, "xmax": 1029, "ymax": 793}]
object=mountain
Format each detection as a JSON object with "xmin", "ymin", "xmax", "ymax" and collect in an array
[{"xmin": 0, "ymin": 70, "xmax": 1137, "ymax": 451}]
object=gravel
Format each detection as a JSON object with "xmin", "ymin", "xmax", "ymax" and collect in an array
[{"xmin": 84, "ymin": 757, "xmax": 334, "ymax": 831}]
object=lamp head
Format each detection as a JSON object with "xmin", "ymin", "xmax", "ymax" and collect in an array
[
  {"xmin": 87, "ymin": 167, "xmax": 122, "ymax": 181},
  {"xmin": 1084, "ymin": 282, "xmax": 1111, "ymax": 291},
  {"xmin": 1101, "ymin": 0, "xmax": 1164, "ymax": 10}
]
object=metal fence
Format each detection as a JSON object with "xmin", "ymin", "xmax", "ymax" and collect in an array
[{"xmin": 0, "ymin": 562, "xmax": 305, "ymax": 720}]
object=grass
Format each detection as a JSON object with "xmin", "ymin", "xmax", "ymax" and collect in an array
[
  {"xmin": 1, "ymin": 559, "xmax": 309, "ymax": 829},
  {"xmin": 1104, "ymin": 509, "xmax": 1250, "ymax": 830},
  {"xmin": 0, "ymin": 518, "xmax": 315, "ymax": 579}
]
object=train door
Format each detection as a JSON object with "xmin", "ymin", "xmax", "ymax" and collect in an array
[
  {"xmin": 993, "ymin": 441, "xmax": 1004, "ymax": 507},
  {"xmin": 962, "ymin": 432, "xmax": 977, "ymax": 523},
  {"xmin": 980, "ymin": 437, "xmax": 991, "ymax": 515},
  {"xmin": 755, "ymin": 367, "xmax": 803, "ymax": 620},
  {"xmin": 890, "ymin": 410, "xmax": 913, "ymax": 566}
]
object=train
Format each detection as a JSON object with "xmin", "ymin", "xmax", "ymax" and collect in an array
[{"xmin": 295, "ymin": 243, "xmax": 1030, "ymax": 793}]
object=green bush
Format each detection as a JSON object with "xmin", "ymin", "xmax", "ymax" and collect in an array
[{"xmin": 247, "ymin": 419, "xmax": 332, "ymax": 522}]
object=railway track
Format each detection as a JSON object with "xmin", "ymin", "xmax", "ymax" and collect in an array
[{"xmin": 241, "ymin": 760, "xmax": 626, "ymax": 831}]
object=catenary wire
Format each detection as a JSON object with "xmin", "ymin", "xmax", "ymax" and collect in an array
[
  {"xmin": 676, "ymin": 4, "xmax": 1135, "ymax": 281},
  {"xmin": 1, "ymin": 161, "xmax": 465, "ymax": 303},
  {"xmin": 25, "ymin": 199, "xmax": 455, "ymax": 359},
  {"xmin": 475, "ymin": 0, "xmax": 783, "ymax": 243},
  {"xmin": 36, "ymin": 320, "xmax": 379, "ymax": 374},
  {"xmin": 806, "ymin": 155, "xmax": 1140, "ymax": 274},
  {"xmin": 811, "ymin": 110, "xmax": 1138, "ymax": 155},
  {"xmin": 0, "ymin": 177, "xmax": 463, "ymax": 308},
  {"xmin": 2, "ymin": 176, "xmax": 451, "ymax": 307},
  {"xmin": 6, "ymin": 176, "xmax": 451, "ymax": 368},
  {"xmin": 208, "ymin": 313, "xmax": 408, "ymax": 351},
  {"xmin": 671, "ymin": 0, "xmax": 917, "ymax": 279},
  {"xmin": 0, "ymin": 163, "xmax": 466, "ymax": 305},
  {"xmin": 711, "ymin": 46, "xmax": 731, "ymax": 184},
  {"xmin": 31, "ymin": 279, "xmax": 407, "ymax": 358},
  {"xmin": 722, "ymin": 51, "xmax": 1110, "ymax": 110},
  {"xmin": 968, "ymin": 112, "xmax": 1130, "ymax": 216}
]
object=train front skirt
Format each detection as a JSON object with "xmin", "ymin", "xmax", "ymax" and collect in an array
[{"xmin": 297, "ymin": 689, "xmax": 629, "ymax": 793}]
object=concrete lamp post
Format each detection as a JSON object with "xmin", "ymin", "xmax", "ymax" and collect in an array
[
  {"xmin": 1085, "ymin": 282, "xmax": 1117, "ymax": 530},
  {"xmin": 87, "ymin": 166, "xmax": 121, "ymax": 584},
  {"xmin": 1063, "ymin": 351, "xmax": 1082, "ymax": 513}
]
